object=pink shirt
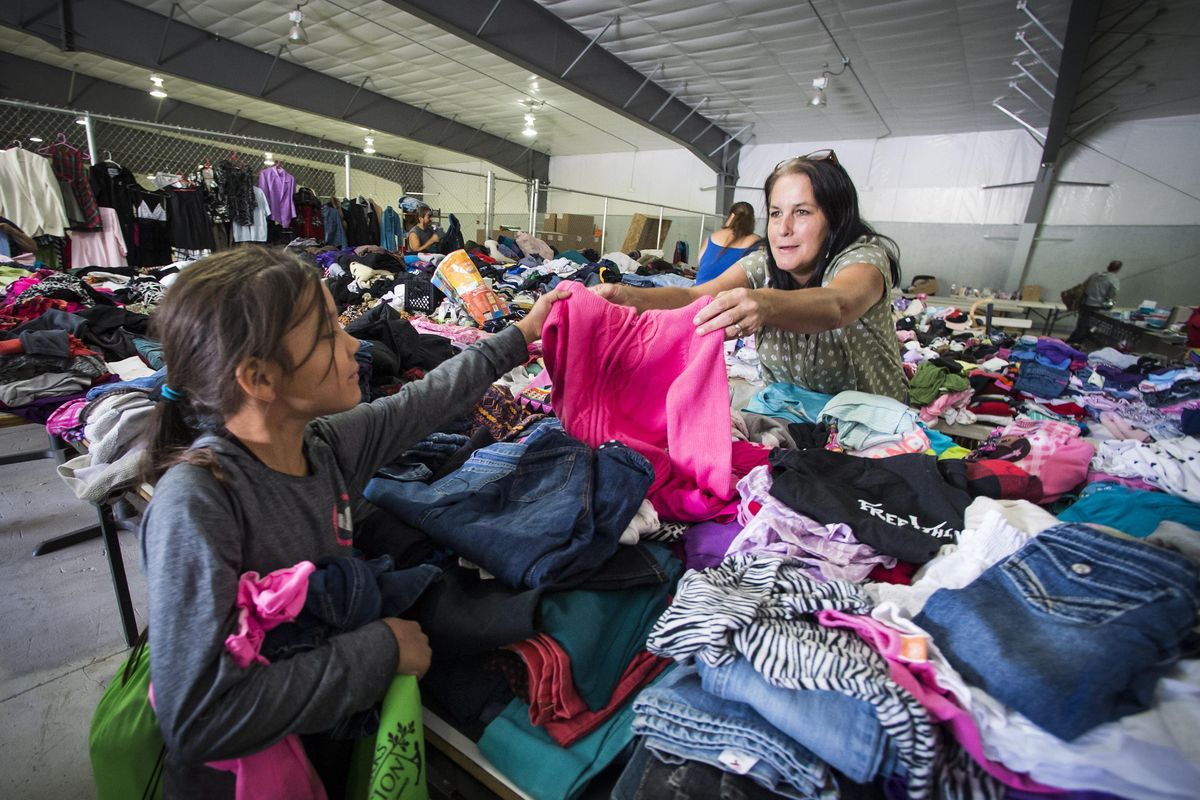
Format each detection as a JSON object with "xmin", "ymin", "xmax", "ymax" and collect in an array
[
  {"xmin": 543, "ymin": 281, "xmax": 736, "ymax": 521},
  {"xmin": 816, "ymin": 610, "xmax": 1060, "ymax": 793}
]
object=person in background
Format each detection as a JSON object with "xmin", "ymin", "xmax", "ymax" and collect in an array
[
  {"xmin": 1067, "ymin": 260, "xmax": 1122, "ymax": 346},
  {"xmin": 593, "ymin": 150, "xmax": 907, "ymax": 402},
  {"xmin": 694, "ymin": 201, "xmax": 761, "ymax": 284},
  {"xmin": 406, "ymin": 204, "xmax": 441, "ymax": 253}
]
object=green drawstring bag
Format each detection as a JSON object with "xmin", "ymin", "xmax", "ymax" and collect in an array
[
  {"xmin": 346, "ymin": 675, "xmax": 428, "ymax": 800},
  {"xmin": 89, "ymin": 634, "xmax": 166, "ymax": 800}
]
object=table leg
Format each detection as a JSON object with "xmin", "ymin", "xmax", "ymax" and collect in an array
[{"xmin": 97, "ymin": 501, "xmax": 140, "ymax": 647}]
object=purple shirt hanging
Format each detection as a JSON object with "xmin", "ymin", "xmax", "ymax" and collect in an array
[{"xmin": 257, "ymin": 165, "xmax": 297, "ymax": 228}]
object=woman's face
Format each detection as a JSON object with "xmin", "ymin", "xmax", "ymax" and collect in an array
[{"xmin": 767, "ymin": 172, "xmax": 830, "ymax": 277}]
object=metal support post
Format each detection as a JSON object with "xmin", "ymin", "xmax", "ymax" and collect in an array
[
  {"xmin": 476, "ymin": 0, "xmax": 503, "ymax": 36},
  {"xmin": 562, "ymin": 16, "xmax": 618, "ymax": 79},
  {"xmin": 1013, "ymin": 60, "xmax": 1054, "ymax": 97},
  {"xmin": 1010, "ymin": 81, "xmax": 1050, "ymax": 114},
  {"xmin": 341, "ymin": 75, "xmax": 369, "ymax": 119},
  {"xmin": 600, "ymin": 196, "xmax": 608, "ymax": 253},
  {"xmin": 529, "ymin": 178, "xmax": 539, "ymax": 234},
  {"xmin": 992, "ymin": 101, "xmax": 1046, "ymax": 142},
  {"xmin": 623, "ymin": 64, "xmax": 661, "ymax": 109},
  {"xmin": 1017, "ymin": 0, "xmax": 1063, "ymax": 49},
  {"xmin": 484, "ymin": 171, "xmax": 495, "ymax": 236},
  {"xmin": 670, "ymin": 96, "xmax": 708, "ymax": 134},
  {"xmin": 83, "ymin": 112, "xmax": 97, "ymax": 166},
  {"xmin": 344, "ymin": 152, "xmax": 351, "ymax": 198},
  {"xmin": 656, "ymin": 206, "xmax": 664, "ymax": 250},
  {"xmin": 696, "ymin": 214, "xmax": 705, "ymax": 266},
  {"xmin": 260, "ymin": 44, "xmax": 285, "ymax": 97},
  {"xmin": 649, "ymin": 82, "xmax": 684, "ymax": 123},
  {"xmin": 156, "ymin": 2, "xmax": 178, "ymax": 65},
  {"xmin": 1015, "ymin": 31, "xmax": 1059, "ymax": 77},
  {"xmin": 707, "ymin": 123, "xmax": 752, "ymax": 158}
]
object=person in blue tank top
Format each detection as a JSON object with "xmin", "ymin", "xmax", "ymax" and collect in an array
[{"xmin": 694, "ymin": 202, "xmax": 762, "ymax": 284}]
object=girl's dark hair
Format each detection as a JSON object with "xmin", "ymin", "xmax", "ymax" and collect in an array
[
  {"xmin": 726, "ymin": 201, "xmax": 757, "ymax": 240},
  {"xmin": 764, "ymin": 157, "xmax": 900, "ymax": 291},
  {"xmin": 140, "ymin": 246, "xmax": 330, "ymax": 483}
]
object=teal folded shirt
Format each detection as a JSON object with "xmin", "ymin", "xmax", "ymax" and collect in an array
[{"xmin": 1059, "ymin": 482, "xmax": 1200, "ymax": 537}]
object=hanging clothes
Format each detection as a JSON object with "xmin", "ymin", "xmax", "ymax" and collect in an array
[
  {"xmin": 322, "ymin": 199, "xmax": 348, "ymax": 248},
  {"xmin": 164, "ymin": 188, "xmax": 216, "ymax": 252},
  {"xmin": 257, "ymin": 164, "xmax": 297, "ymax": 228},
  {"xmin": 233, "ymin": 186, "xmax": 269, "ymax": 244},
  {"xmin": 131, "ymin": 190, "xmax": 171, "ymax": 267},
  {"xmin": 42, "ymin": 140, "xmax": 101, "ymax": 230},
  {"xmin": 380, "ymin": 206, "xmax": 402, "ymax": 251},
  {"xmin": 68, "ymin": 207, "xmax": 128, "ymax": 268},
  {"xmin": 292, "ymin": 187, "xmax": 325, "ymax": 241},
  {"xmin": 89, "ymin": 161, "xmax": 140, "ymax": 258},
  {"xmin": 341, "ymin": 197, "xmax": 374, "ymax": 248},
  {"xmin": 0, "ymin": 147, "xmax": 69, "ymax": 237},
  {"xmin": 215, "ymin": 159, "xmax": 257, "ymax": 227}
]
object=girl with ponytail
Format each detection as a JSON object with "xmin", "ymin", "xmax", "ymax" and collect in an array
[{"xmin": 138, "ymin": 246, "xmax": 567, "ymax": 795}]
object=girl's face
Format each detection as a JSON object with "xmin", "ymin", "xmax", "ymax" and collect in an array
[
  {"xmin": 767, "ymin": 172, "xmax": 830, "ymax": 278},
  {"xmin": 277, "ymin": 285, "xmax": 362, "ymax": 418}
]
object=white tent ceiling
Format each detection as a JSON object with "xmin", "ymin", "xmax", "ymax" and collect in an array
[{"xmin": 3, "ymin": 0, "xmax": 1197, "ymax": 168}]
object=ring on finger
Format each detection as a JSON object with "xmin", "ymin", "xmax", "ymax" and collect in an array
[{"xmin": 733, "ymin": 322, "xmax": 744, "ymax": 337}]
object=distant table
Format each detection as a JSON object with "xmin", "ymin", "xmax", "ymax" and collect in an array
[
  {"xmin": 1086, "ymin": 311, "xmax": 1189, "ymax": 359},
  {"xmin": 900, "ymin": 293, "xmax": 1069, "ymax": 335}
]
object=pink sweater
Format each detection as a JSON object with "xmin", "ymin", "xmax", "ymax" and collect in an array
[{"xmin": 542, "ymin": 281, "xmax": 735, "ymax": 521}]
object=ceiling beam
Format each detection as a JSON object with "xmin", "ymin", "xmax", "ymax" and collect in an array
[
  {"xmin": 0, "ymin": 0, "xmax": 550, "ymax": 180},
  {"xmin": 1011, "ymin": 0, "xmax": 1103, "ymax": 290},
  {"xmin": 382, "ymin": 0, "xmax": 741, "ymax": 178},
  {"xmin": 0, "ymin": 53, "xmax": 411, "ymax": 187}
]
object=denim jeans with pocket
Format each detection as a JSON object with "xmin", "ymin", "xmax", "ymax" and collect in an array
[
  {"xmin": 364, "ymin": 419, "xmax": 654, "ymax": 589},
  {"xmin": 612, "ymin": 737, "xmax": 794, "ymax": 800},
  {"xmin": 697, "ymin": 657, "xmax": 897, "ymax": 784},
  {"xmin": 632, "ymin": 665, "xmax": 829, "ymax": 799},
  {"xmin": 914, "ymin": 522, "xmax": 1200, "ymax": 741}
]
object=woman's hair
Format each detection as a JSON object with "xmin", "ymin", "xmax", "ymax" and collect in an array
[
  {"xmin": 764, "ymin": 157, "xmax": 900, "ymax": 291},
  {"xmin": 141, "ymin": 246, "xmax": 330, "ymax": 483},
  {"xmin": 725, "ymin": 201, "xmax": 757, "ymax": 239}
]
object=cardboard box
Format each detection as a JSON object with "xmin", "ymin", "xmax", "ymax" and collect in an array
[
  {"xmin": 558, "ymin": 213, "xmax": 595, "ymax": 237},
  {"xmin": 1020, "ymin": 285, "xmax": 1043, "ymax": 302},
  {"xmin": 622, "ymin": 213, "xmax": 672, "ymax": 252},
  {"xmin": 541, "ymin": 213, "xmax": 559, "ymax": 234}
]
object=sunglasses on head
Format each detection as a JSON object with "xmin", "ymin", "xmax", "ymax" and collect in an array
[{"xmin": 775, "ymin": 149, "xmax": 839, "ymax": 170}]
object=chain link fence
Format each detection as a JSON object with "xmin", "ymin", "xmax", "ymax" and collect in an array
[{"xmin": 2, "ymin": 97, "xmax": 716, "ymax": 261}]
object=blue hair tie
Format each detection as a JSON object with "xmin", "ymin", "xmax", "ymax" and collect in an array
[{"xmin": 161, "ymin": 384, "xmax": 185, "ymax": 402}]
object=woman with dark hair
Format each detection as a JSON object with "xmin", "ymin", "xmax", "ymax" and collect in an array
[
  {"xmin": 694, "ymin": 201, "xmax": 762, "ymax": 284},
  {"xmin": 594, "ymin": 150, "xmax": 906, "ymax": 400}
]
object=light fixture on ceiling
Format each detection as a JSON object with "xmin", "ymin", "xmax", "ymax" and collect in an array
[
  {"xmin": 805, "ymin": 57, "xmax": 849, "ymax": 109},
  {"xmin": 28, "ymin": 134, "xmax": 43, "ymax": 142},
  {"xmin": 363, "ymin": 133, "xmax": 376, "ymax": 154},
  {"xmin": 263, "ymin": 151, "xmax": 276, "ymax": 166},
  {"xmin": 74, "ymin": 115, "xmax": 87, "ymax": 125},
  {"xmin": 287, "ymin": 5, "xmax": 309, "ymax": 45},
  {"xmin": 807, "ymin": 76, "xmax": 828, "ymax": 108},
  {"xmin": 149, "ymin": 74, "xmax": 168, "ymax": 99},
  {"xmin": 520, "ymin": 100, "xmax": 542, "ymax": 138}
]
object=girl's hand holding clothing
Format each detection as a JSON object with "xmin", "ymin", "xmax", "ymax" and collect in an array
[
  {"xmin": 383, "ymin": 618, "xmax": 431, "ymax": 678},
  {"xmin": 515, "ymin": 288, "xmax": 571, "ymax": 343}
]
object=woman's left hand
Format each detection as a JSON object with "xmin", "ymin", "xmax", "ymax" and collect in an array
[{"xmin": 694, "ymin": 288, "xmax": 768, "ymax": 339}]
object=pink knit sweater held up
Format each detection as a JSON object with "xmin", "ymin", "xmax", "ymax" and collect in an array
[{"xmin": 542, "ymin": 281, "xmax": 736, "ymax": 522}]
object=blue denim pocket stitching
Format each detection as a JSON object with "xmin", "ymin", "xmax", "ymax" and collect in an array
[{"xmin": 999, "ymin": 538, "xmax": 1169, "ymax": 625}]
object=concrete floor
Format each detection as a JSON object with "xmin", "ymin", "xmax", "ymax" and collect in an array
[{"xmin": 0, "ymin": 424, "xmax": 147, "ymax": 799}]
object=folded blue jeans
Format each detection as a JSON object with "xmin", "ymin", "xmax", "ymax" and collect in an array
[
  {"xmin": 698, "ymin": 657, "xmax": 896, "ymax": 784},
  {"xmin": 365, "ymin": 420, "xmax": 654, "ymax": 589},
  {"xmin": 632, "ymin": 665, "xmax": 829, "ymax": 799},
  {"xmin": 915, "ymin": 523, "xmax": 1200, "ymax": 741}
]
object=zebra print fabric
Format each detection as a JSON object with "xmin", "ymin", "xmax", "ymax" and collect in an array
[{"xmin": 646, "ymin": 554, "xmax": 943, "ymax": 799}]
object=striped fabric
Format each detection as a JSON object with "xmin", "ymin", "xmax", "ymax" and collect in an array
[{"xmin": 646, "ymin": 554, "xmax": 941, "ymax": 799}]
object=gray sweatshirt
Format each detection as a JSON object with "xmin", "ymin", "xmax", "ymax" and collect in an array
[{"xmin": 139, "ymin": 325, "xmax": 527, "ymax": 787}]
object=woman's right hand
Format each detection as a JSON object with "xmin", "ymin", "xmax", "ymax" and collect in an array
[
  {"xmin": 383, "ymin": 618, "xmax": 431, "ymax": 678},
  {"xmin": 590, "ymin": 283, "xmax": 631, "ymax": 306}
]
